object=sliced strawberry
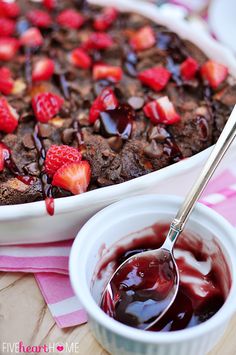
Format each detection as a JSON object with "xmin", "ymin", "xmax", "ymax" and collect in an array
[
  {"xmin": 84, "ymin": 32, "xmax": 113, "ymax": 50},
  {"xmin": 0, "ymin": 37, "xmax": 19, "ymax": 61},
  {"xmin": 27, "ymin": 9, "xmax": 52, "ymax": 28},
  {"xmin": 52, "ymin": 161, "xmax": 91, "ymax": 195},
  {"xmin": 57, "ymin": 9, "xmax": 84, "ymax": 29},
  {"xmin": 93, "ymin": 7, "xmax": 118, "ymax": 31},
  {"xmin": 20, "ymin": 27, "xmax": 43, "ymax": 47},
  {"xmin": 45, "ymin": 145, "xmax": 82, "ymax": 177},
  {"xmin": 0, "ymin": 97, "xmax": 18, "ymax": 133},
  {"xmin": 144, "ymin": 96, "xmax": 180, "ymax": 125},
  {"xmin": 89, "ymin": 87, "xmax": 118, "ymax": 124},
  {"xmin": 93, "ymin": 64, "xmax": 122, "ymax": 82},
  {"xmin": 43, "ymin": 0, "xmax": 57, "ymax": 10},
  {"xmin": 0, "ymin": 1, "xmax": 20, "ymax": 18},
  {"xmin": 130, "ymin": 26, "xmax": 155, "ymax": 52},
  {"xmin": 0, "ymin": 17, "xmax": 15, "ymax": 37},
  {"xmin": 0, "ymin": 67, "xmax": 13, "ymax": 95},
  {"xmin": 32, "ymin": 92, "xmax": 64, "ymax": 123},
  {"xmin": 138, "ymin": 66, "xmax": 171, "ymax": 91},
  {"xmin": 32, "ymin": 58, "xmax": 55, "ymax": 82},
  {"xmin": 180, "ymin": 57, "xmax": 199, "ymax": 80},
  {"xmin": 201, "ymin": 60, "xmax": 228, "ymax": 89},
  {"xmin": 70, "ymin": 48, "xmax": 91, "ymax": 69}
]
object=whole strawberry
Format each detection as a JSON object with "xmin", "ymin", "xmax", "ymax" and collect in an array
[
  {"xmin": 45, "ymin": 145, "xmax": 82, "ymax": 177},
  {"xmin": 0, "ymin": 97, "xmax": 19, "ymax": 133},
  {"xmin": 32, "ymin": 92, "xmax": 64, "ymax": 123}
]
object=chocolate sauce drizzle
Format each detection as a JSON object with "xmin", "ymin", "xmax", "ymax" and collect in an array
[
  {"xmin": 32, "ymin": 124, "xmax": 54, "ymax": 215},
  {"xmin": 0, "ymin": 142, "xmax": 34, "ymax": 185}
]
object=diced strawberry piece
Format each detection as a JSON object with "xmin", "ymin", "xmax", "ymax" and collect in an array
[
  {"xmin": 43, "ymin": 0, "xmax": 57, "ymax": 10},
  {"xmin": 52, "ymin": 161, "xmax": 91, "ymax": 195},
  {"xmin": 144, "ymin": 96, "xmax": 180, "ymax": 125},
  {"xmin": 0, "ymin": 17, "xmax": 15, "ymax": 37},
  {"xmin": 0, "ymin": 37, "xmax": 19, "ymax": 60},
  {"xmin": 0, "ymin": 1, "xmax": 20, "ymax": 18},
  {"xmin": 70, "ymin": 48, "xmax": 91, "ymax": 69},
  {"xmin": 32, "ymin": 92, "xmax": 64, "ymax": 123},
  {"xmin": 27, "ymin": 10, "xmax": 52, "ymax": 28},
  {"xmin": 138, "ymin": 66, "xmax": 171, "ymax": 91},
  {"xmin": 57, "ymin": 9, "xmax": 84, "ymax": 29},
  {"xmin": 93, "ymin": 64, "xmax": 122, "ymax": 82},
  {"xmin": 89, "ymin": 87, "xmax": 118, "ymax": 124},
  {"xmin": 201, "ymin": 60, "xmax": 228, "ymax": 89},
  {"xmin": 0, "ymin": 97, "xmax": 18, "ymax": 133},
  {"xmin": 93, "ymin": 7, "xmax": 118, "ymax": 31},
  {"xmin": 180, "ymin": 57, "xmax": 199, "ymax": 80},
  {"xmin": 45, "ymin": 144, "xmax": 82, "ymax": 177},
  {"xmin": 20, "ymin": 27, "xmax": 43, "ymax": 47},
  {"xmin": 32, "ymin": 58, "xmax": 55, "ymax": 82},
  {"xmin": 130, "ymin": 26, "xmax": 156, "ymax": 52},
  {"xmin": 0, "ymin": 67, "xmax": 13, "ymax": 95},
  {"xmin": 84, "ymin": 32, "xmax": 113, "ymax": 50}
]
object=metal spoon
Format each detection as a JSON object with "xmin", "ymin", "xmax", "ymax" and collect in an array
[{"xmin": 101, "ymin": 105, "xmax": 236, "ymax": 330}]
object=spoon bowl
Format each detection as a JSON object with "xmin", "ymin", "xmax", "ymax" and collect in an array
[{"xmin": 101, "ymin": 248, "xmax": 179, "ymax": 330}]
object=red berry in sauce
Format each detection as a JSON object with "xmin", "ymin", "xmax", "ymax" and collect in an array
[
  {"xmin": 0, "ymin": 17, "xmax": 15, "ymax": 36},
  {"xmin": 32, "ymin": 92, "xmax": 64, "ymax": 123},
  {"xmin": 27, "ymin": 9, "xmax": 52, "ymax": 28},
  {"xmin": 144, "ymin": 96, "xmax": 180, "ymax": 125},
  {"xmin": 201, "ymin": 60, "xmax": 228, "ymax": 89},
  {"xmin": 138, "ymin": 66, "xmax": 171, "ymax": 91},
  {"xmin": 130, "ymin": 26, "xmax": 156, "ymax": 52},
  {"xmin": 52, "ymin": 161, "xmax": 91, "ymax": 195},
  {"xmin": 93, "ymin": 7, "xmax": 118, "ymax": 31},
  {"xmin": 20, "ymin": 27, "xmax": 44, "ymax": 47},
  {"xmin": 57, "ymin": 9, "xmax": 84, "ymax": 29},
  {"xmin": 93, "ymin": 64, "xmax": 123, "ymax": 82},
  {"xmin": 45, "ymin": 145, "xmax": 82, "ymax": 177},
  {"xmin": 84, "ymin": 32, "xmax": 114, "ymax": 50},
  {"xmin": 0, "ymin": 67, "xmax": 14, "ymax": 95},
  {"xmin": 89, "ymin": 87, "xmax": 118, "ymax": 124},
  {"xmin": 0, "ymin": 38, "xmax": 19, "ymax": 61},
  {"xmin": 0, "ymin": 1, "xmax": 20, "ymax": 18},
  {"xmin": 32, "ymin": 58, "xmax": 55, "ymax": 82},
  {"xmin": 43, "ymin": 0, "xmax": 57, "ymax": 10},
  {"xmin": 0, "ymin": 97, "xmax": 19, "ymax": 133},
  {"xmin": 180, "ymin": 57, "xmax": 199, "ymax": 80},
  {"xmin": 70, "ymin": 48, "xmax": 92, "ymax": 69}
]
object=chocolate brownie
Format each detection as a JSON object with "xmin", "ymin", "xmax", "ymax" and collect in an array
[{"xmin": 0, "ymin": 0, "xmax": 235, "ymax": 209}]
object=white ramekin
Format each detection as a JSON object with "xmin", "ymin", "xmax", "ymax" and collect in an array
[
  {"xmin": 1, "ymin": 0, "xmax": 236, "ymax": 245},
  {"xmin": 69, "ymin": 195, "xmax": 236, "ymax": 355}
]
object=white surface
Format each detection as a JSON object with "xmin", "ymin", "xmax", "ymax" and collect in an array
[
  {"xmin": 209, "ymin": 0, "xmax": 236, "ymax": 53},
  {"xmin": 1, "ymin": 0, "xmax": 236, "ymax": 244},
  {"xmin": 69, "ymin": 195, "xmax": 236, "ymax": 355}
]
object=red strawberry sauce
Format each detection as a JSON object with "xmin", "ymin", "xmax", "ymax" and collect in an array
[{"xmin": 98, "ymin": 223, "xmax": 230, "ymax": 331}]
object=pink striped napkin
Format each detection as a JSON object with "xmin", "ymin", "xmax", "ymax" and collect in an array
[{"xmin": 0, "ymin": 167, "xmax": 236, "ymax": 328}]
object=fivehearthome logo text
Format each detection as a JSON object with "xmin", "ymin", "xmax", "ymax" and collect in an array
[{"xmin": 1, "ymin": 341, "xmax": 80, "ymax": 353}]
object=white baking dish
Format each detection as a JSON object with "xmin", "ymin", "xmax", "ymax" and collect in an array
[{"xmin": 1, "ymin": 0, "xmax": 236, "ymax": 245}]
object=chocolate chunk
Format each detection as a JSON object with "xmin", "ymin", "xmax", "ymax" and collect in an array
[
  {"xmin": 38, "ymin": 123, "xmax": 53, "ymax": 138},
  {"xmin": 61, "ymin": 128, "xmax": 77, "ymax": 145},
  {"xmin": 22, "ymin": 133, "xmax": 35, "ymax": 150}
]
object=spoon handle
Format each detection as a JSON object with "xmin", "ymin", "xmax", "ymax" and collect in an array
[{"xmin": 166, "ymin": 104, "xmax": 236, "ymax": 246}]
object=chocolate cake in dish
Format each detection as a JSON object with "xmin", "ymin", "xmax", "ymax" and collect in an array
[{"xmin": 0, "ymin": 0, "xmax": 235, "ymax": 213}]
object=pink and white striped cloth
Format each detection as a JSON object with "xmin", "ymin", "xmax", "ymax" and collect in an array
[{"xmin": 0, "ymin": 167, "xmax": 236, "ymax": 328}]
